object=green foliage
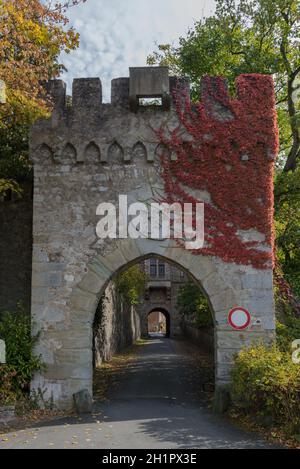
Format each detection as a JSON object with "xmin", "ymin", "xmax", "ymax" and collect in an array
[
  {"xmin": 276, "ymin": 317, "xmax": 300, "ymax": 351},
  {"xmin": 0, "ymin": 0, "xmax": 85, "ymax": 196},
  {"xmin": 115, "ymin": 265, "xmax": 148, "ymax": 306},
  {"xmin": 231, "ymin": 343, "xmax": 300, "ymax": 433},
  {"xmin": 0, "ymin": 304, "xmax": 43, "ymax": 404},
  {"xmin": 275, "ymin": 169, "xmax": 300, "ymax": 297},
  {"xmin": 0, "ymin": 178, "xmax": 23, "ymax": 198},
  {"xmin": 177, "ymin": 281, "xmax": 213, "ymax": 328},
  {"xmin": 0, "ymin": 366, "xmax": 17, "ymax": 405},
  {"xmin": 0, "ymin": 121, "xmax": 32, "ymax": 195}
]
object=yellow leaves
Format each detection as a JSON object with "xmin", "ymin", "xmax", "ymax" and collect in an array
[
  {"xmin": 0, "ymin": 178, "xmax": 23, "ymax": 196},
  {"xmin": 0, "ymin": 0, "xmax": 81, "ymax": 129}
]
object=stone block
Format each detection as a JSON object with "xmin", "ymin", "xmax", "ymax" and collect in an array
[
  {"xmin": 55, "ymin": 348, "xmax": 92, "ymax": 366},
  {"xmin": 118, "ymin": 238, "xmax": 142, "ymax": 263},
  {"xmin": 90, "ymin": 258, "xmax": 112, "ymax": 282},
  {"xmin": 45, "ymin": 363, "xmax": 92, "ymax": 381},
  {"xmin": 32, "ymin": 261, "xmax": 66, "ymax": 273},
  {"xmin": 32, "ymin": 271, "xmax": 62, "ymax": 288},
  {"xmin": 72, "ymin": 78, "xmax": 102, "ymax": 109},
  {"xmin": 73, "ymin": 389, "xmax": 93, "ymax": 414},
  {"xmin": 213, "ymin": 386, "xmax": 231, "ymax": 414},
  {"xmin": 96, "ymin": 249, "xmax": 127, "ymax": 274},
  {"xmin": 136, "ymin": 237, "xmax": 171, "ymax": 259},
  {"xmin": 78, "ymin": 270, "xmax": 105, "ymax": 295},
  {"xmin": 70, "ymin": 288, "xmax": 98, "ymax": 313},
  {"xmin": 32, "ymin": 247, "xmax": 49, "ymax": 263},
  {"xmin": 241, "ymin": 272, "xmax": 273, "ymax": 290},
  {"xmin": 210, "ymin": 288, "xmax": 237, "ymax": 312},
  {"xmin": 111, "ymin": 78, "xmax": 129, "ymax": 106},
  {"xmin": 0, "ymin": 80, "xmax": 6, "ymax": 104},
  {"xmin": 42, "ymin": 326, "xmax": 92, "ymax": 351},
  {"xmin": 216, "ymin": 348, "xmax": 237, "ymax": 365},
  {"xmin": 72, "ymin": 308, "xmax": 94, "ymax": 325},
  {"xmin": 186, "ymin": 254, "xmax": 217, "ymax": 283},
  {"xmin": 31, "ymin": 287, "xmax": 48, "ymax": 305},
  {"xmin": 215, "ymin": 363, "xmax": 234, "ymax": 382},
  {"xmin": 216, "ymin": 329, "xmax": 275, "ymax": 349},
  {"xmin": 202, "ymin": 271, "xmax": 228, "ymax": 297},
  {"xmin": 129, "ymin": 66, "xmax": 169, "ymax": 98},
  {"xmin": 0, "ymin": 339, "xmax": 6, "ymax": 364},
  {"xmin": 0, "ymin": 406, "xmax": 16, "ymax": 425}
]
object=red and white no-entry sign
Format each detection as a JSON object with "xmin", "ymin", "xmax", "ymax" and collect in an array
[{"xmin": 228, "ymin": 307, "xmax": 251, "ymax": 330}]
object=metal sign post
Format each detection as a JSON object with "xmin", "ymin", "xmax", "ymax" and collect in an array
[
  {"xmin": 0, "ymin": 339, "xmax": 6, "ymax": 364},
  {"xmin": 0, "ymin": 80, "xmax": 6, "ymax": 104}
]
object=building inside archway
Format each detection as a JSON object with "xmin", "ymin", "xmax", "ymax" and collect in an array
[
  {"xmin": 147, "ymin": 308, "xmax": 171, "ymax": 338},
  {"xmin": 148, "ymin": 311, "xmax": 166, "ymax": 335},
  {"xmin": 93, "ymin": 256, "xmax": 214, "ymax": 369}
]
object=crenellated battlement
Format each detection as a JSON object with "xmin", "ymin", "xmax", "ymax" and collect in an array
[
  {"xmin": 41, "ymin": 68, "xmax": 191, "ymax": 115},
  {"xmin": 30, "ymin": 66, "xmax": 276, "ymax": 166},
  {"xmin": 39, "ymin": 67, "xmax": 274, "ymax": 116}
]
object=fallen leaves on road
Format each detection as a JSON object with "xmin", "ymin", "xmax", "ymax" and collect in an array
[{"xmin": 93, "ymin": 341, "xmax": 142, "ymax": 402}]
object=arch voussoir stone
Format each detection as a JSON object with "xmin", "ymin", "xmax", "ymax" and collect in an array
[
  {"xmin": 70, "ymin": 287, "xmax": 99, "ymax": 314},
  {"xmin": 77, "ymin": 270, "xmax": 106, "ymax": 295}
]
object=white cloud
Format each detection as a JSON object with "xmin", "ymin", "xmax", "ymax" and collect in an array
[{"xmin": 60, "ymin": 0, "xmax": 216, "ymax": 101}]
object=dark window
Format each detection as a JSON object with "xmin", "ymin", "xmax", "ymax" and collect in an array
[
  {"xmin": 150, "ymin": 259, "xmax": 157, "ymax": 277},
  {"xmin": 158, "ymin": 261, "xmax": 165, "ymax": 278}
]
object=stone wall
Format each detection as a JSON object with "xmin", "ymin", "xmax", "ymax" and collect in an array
[
  {"xmin": 93, "ymin": 281, "xmax": 141, "ymax": 367},
  {"xmin": 0, "ymin": 183, "xmax": 33, "ymax": 313},
  {"xmin": 180, "ymin": 321, "xmax": 214, "ymax": 353}
]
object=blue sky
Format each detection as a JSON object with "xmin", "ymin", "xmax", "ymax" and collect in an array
[{"xmin": 60, "ymin": 0, "xmax": 216, "ymax": 101}]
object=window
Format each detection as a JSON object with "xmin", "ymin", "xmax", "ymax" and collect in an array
[
  {"xmin": 149, "ymin": 259, "xmax": 166, "ymax": 278},
  {"xmin": 158, "ymin": 261, "xmax": 165, "ymax": 278},
  {"xmin": 150, "ymin": 259, "xmax": 157, "ymax": 277}
]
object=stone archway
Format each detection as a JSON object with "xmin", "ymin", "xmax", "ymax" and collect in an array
[
  {"xmin": 147, "ymin": 307, "xmax": 171, "ymax": 338},
  {"xmin": 31, "ymin": 237, "xmax": 275, "ymax": 409}
]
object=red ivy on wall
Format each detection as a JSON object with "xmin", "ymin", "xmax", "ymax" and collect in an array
[{"xmin": 157, "ymin": 74, "xmax": 279, "ymax": 269}]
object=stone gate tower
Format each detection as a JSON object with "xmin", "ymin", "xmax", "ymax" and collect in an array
[{"xmin": 30, "ymin": 67, "xmax": 277, "ymax": 409}]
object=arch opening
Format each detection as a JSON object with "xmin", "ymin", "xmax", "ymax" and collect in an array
[
  {"xmin": 147, "ymin": 307, "xmax": 171, "ymax": 338},
  {"xmin": 30, "ymin": 235, "xmax": 275, "ymax": 412},
  {"xmin": 91, "ymin": 254, "xmax": 215, "ymax": 405}
]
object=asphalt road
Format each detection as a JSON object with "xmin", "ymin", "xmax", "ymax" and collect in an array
[{"xmin": 0, "ymin": 338, "xmax": 277, "ymax": 449}]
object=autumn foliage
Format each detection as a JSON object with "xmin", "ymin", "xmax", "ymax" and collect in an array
[
  {"xmin": 157, "ymin": 74, "xmax": 279, "ymax": 269},
  {"xmin": 0, "ymin": 0, "xmax": 86, "ymax": 195},
  {"xmin": 0, "ymin": 0, "xmax": 85, "ymax": 124}
]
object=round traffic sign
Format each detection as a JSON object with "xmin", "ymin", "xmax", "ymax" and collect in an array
[{"xmin": 228, "ymin": 307, "xmax": 251, "ymax": 330}]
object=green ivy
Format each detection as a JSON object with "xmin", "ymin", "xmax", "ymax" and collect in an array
[{"xmin": 0, "ymin": 304, "xmax": 43, "ymax": 403}]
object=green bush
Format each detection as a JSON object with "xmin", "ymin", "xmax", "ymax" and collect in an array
[
  {"xmin": 177, "ymin": 281, "xmax": 213, "ymax": 328},
  {"xmin": 0, "ymin": 366, "xmax": 17, "ymax": 405},
  {"xmin": 276, "ymin": 317, "xmax": 300, "ymax": 352},
  {"xmin": 115, "ymin": 265, "xmax": 148, "ymax": 305},
  {"xmin": 231, "ymin": 344, "xmax": 300, "ymax": 433},
  {"xmin": 0, "ymin": 304, "xmax": 43, "ymax": 404}
]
